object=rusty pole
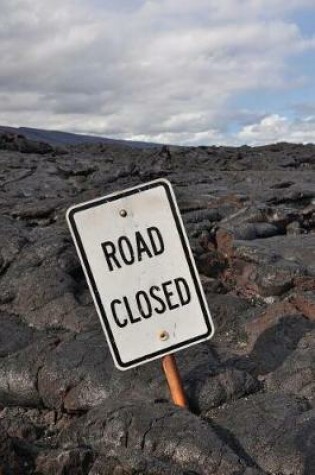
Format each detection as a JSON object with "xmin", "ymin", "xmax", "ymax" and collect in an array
[{"xmin": 162, "ymin": 354, "xmax": 188, "ymax": 408}]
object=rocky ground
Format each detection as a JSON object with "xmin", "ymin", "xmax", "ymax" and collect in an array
[{"xmin": 0, "ymin": 132, "xmax": 314, "ymax": 474}]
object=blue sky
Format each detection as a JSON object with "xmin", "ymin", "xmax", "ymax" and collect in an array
[{"xmin": 0, "ymin": 0, "xmax": 314, "ymax": 145}]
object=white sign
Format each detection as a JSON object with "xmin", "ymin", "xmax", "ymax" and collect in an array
[{"xmin": 67, "ymin": 179, "xmax": 214, "ymax": 370}]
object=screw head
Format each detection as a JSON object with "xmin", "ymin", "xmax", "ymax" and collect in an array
[
  {"xmin": 159, "ymin": 330, "xmax": 169, "ymax": 341},
  {"xmin": 119, "ymin": 209, "xmax": 127, "ymax": 217}
]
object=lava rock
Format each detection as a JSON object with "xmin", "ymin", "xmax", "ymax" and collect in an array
[
  {"xmin": 1, "ymin": 138, "xmax": 315, "ymax": 473},
  {"xmin": 265, "ymin": 330, "xmax": 315, "ymax": 403},
  {"xmin": 208, "ymin": 393, "xmax": 313, "ymax": 475},
  {"xmin": 59, "ymin": 399, "xmax": 258, "ymax": 474}
]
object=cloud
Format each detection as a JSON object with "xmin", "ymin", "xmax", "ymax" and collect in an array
[
  {"xmin": 236, "ymin": 113, "xmax": 315, "ymax": 145},
  {"xmin": 0, "ymin": 0, "xmax": 314, "ymax": 144}
]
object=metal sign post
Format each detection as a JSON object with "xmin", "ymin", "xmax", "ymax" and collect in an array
[{"xmin": 162, "ymin": 354, "xmax": 188, "ymax": 408}]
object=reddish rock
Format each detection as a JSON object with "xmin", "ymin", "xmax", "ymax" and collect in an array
[
  {"xmin": 215, "ymin": 228, "xmax": 234, "ymax": 258},
  {"xmin": 196, "ymin": 250, "xmax": 227, "ymax": 278},
  {"xmin": 245, "ymin": 301, "xmax": 302, "ymax": 350},
  {"xmin": 291, "ymin": 292, "xmax": 315, "ymax": 321}
]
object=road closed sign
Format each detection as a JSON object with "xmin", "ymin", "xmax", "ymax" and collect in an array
[{"xmin": 67, "ymin": 179, "xmax": 214, "ymax": 370}]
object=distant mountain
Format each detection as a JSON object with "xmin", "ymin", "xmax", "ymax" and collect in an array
[{"xmin": 0, "ymin": 126, "xmax": 159, "ymax": 148}]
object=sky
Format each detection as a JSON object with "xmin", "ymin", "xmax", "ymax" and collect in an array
[{"xmin": 1, "ymin": 0, "xmax": 315, "ymax": 146}]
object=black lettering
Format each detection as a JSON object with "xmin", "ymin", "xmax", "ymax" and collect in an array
[
  {"xmin": 101, "ymin": 241, "xmax": 121, "ymax": 271},
  {"xmin": 111, "ymin": 299, "xmax": 127, "ymax": 328},
  {"xmin": 123, "ymin": 296, "xmax": 141, "ymax": 324},
  {"xmin": 175, "ymin": 277, "xmax": 191, "ymax": 306},
  {"xmin": 135, "ymin": 231, "xmax": 153, "ymax": 261},
  {"xmin": 136, "ymin": 290, "xmax": 152, "ymax": 319},
  {"xmin": 162, "ymin": 280, "xmax": 180, "ymax": 310},
  {"xmin": 118, "ymin": 236, "xmax": 135, "ymax": 265},
  {"xmin": 149, "ymin": 285, "xmax": 167, "ymax": 314},
  {"xmin": 147, "ymin": 227, "xmax": 164, "ymax": 256}
]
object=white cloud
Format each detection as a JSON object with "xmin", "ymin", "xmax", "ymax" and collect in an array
[
  {"xmin": 237, "ymin": 113, "xmax": 315, "ymax": 145},
  {"xmin": 0, "ymin": 0, "xmax": 314, "ymax": 144}
]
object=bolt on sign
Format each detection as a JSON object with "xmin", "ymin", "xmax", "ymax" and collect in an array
[{"xmin": 67, "ymin": 179, "xmax": 214, "ymax": 370}]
